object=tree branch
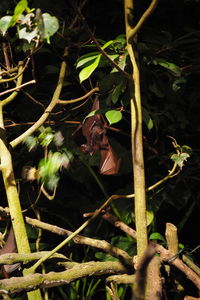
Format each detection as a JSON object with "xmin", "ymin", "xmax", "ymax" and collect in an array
[
  {"xmin": 156, "ymin": 244, "xmax": 200, "ymax": 290},
  {"xmin": 0, "ymin": 261, "xmax": 129, "ymax": 295},
  {"xmin": 128, "ymin": 0, "xmax": 158, "ymax": 43},
  {"xmin": 57, "ymin": 87, "xmax": 99, "ymax": 104},
  {"xmin": 1, "ymin": 62, "xmax": 24, "ymax": 106},
  {"xmin": 0, "ymin": 251, "xmax": 68, "ymax": 265},
  {"xmin": 10, "ymin": 48, "xmax": 68, "ymax": 148},
  {"xmin": 0, "ymin": 80, "xmax": 36, "ymax": 97}
]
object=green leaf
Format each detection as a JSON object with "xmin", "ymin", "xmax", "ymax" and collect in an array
[
  {"xmin": 153, "ymin": 58, "xmax": 181, "ymax": 77},
  {"xmin": 105, "ymin": 110, "xmax": 122, "ymax": 125},
  {"xmin": 23, "ymin": 135, "xmax": 39, "ymax": 151},
  {"xmin": 178, "ymin": 243, "xmax": 185, "ymax": 250},
  {"xmin": 182, "ymin": 145, "xmax": 192, "ymax": 155},
  {"xmin": 149, "ymin": 232, "xmax": 166, "ymax": 243},
  {"xmin": 146, "ymin": 210, "xmax": 154, "ymax": 226},
  {"xmin": 171, "ymin": 151, "xmax": 190, "ymax": 169},
  {"xmin": 18, "ymin": 27, "xmax": 38, "ymax": 43},
  {"xmin": 101, "ymin": 40, "xmax": 113, "ymax": 49},
  {"xmin": 76, "ymin": 52, "xmax": 99, "ymax": 68},
  {"xmin": 142, "ymin": 107, "xmax": 154, "ymax": 130},
  {"xmin": 172, "ymin": 77, "xmax": 186, "ymax": 92},
  {"xmin": 83, "ymin": 109, "xmax": 98, "ymax": 121},
  {"xmin": 42, "ymin": 13, "xmax": 59, "ymax": 43},
  {"xmin": 79, "ymin": 54, "xmax": 101, "ymax": 83},
  {"xmin": 171, "ymin": 153, "xmax": 181, "ymax": 163},
  {"xmin": 0, "ymin": 16, "xmax": 12, "ymax": 35},
  {"xmin": 38, "ymin": 126, "xmax": 54, "ymax": 147},
  {"xmin": 10, "ymin": 0, "xmax": 28, "ymax": 26},
  {"xmin": 111, "ymin": 83, "xmax": 124, "ymax": 104}
]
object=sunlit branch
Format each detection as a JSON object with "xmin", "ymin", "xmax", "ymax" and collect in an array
[
  {"xmin": 128, "ymin": 0, "xmax": 158, "ymax": 43},
  {"xmin": 0, "ymin": 80, "xmax": 36, "ymax": 97},
  {"xmin": 0, "ymin": 59, "xmax": 30, "ymax": 84},
  {"xmin": 10, "ymin": 48, "xmax": 68, "ymax": 148},
  {"xmin": 57, "ymin": 87, "xmax": 99, "ymax": 104},
  {"xmin": 1, "ymin": 62, "xmax": 24, "ymax": 106}
]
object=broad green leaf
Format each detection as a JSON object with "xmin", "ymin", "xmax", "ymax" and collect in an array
[
  {"xmin": 146, "ymin": 210, "xmax": 154, "ymax": 226},
  {"xmin": 153, "ymin": 58, "xmax": 181, "ymax": 77},
  {"xmin": 76, "ymin": 52, "xmax": 99, "ymax": 68},
  {"xmin": 79, "ymin": 54, "xmax": 101, "ymax": 83},
  {"xmin": 111, "ymin": 83, "xmax": 124, "ymax": 104},
  {"xmin": 42, "ymin": 13, "xmax": 59, "ymax": 43},
  {"xmin": 10, "ymin": 0, "xmax": 28, "ymax": 26},
  {"xmin": 18, "ymin": 27, "xmax": 38, "ymax": 43},
  {"xmin": 171, "ymin": 152, "xmax": 190, "ymax": 169},
  {"xmin": 182, "ymin": 145, "xmax": 192, "ymax": 155},
  {"xmin": 101, "ymin": 40, "xmax": 113, "ymax": 49},
  {"xmin": 142, "ymin": 107, "xmax": 154, "ymax": 130},
  {"xmin": 105, "ymin": 110, "xmax": 122, "ymax": 125},
  {"xmin": 171, "ymin": 153, "xmax": 181, "ymax": 163},
  {"xmin": 149, "ymin": 232, "xmax": 166, "ymax": 243},
  {"xmin": 83, "ymin": 109, "xmax": 98, "ymax": 120},
  {"xmin": 0, "ymin": 16, "xmax": 12, "ymax": 35},
  {"xmin": 179, "ymin": 243, "xmax": 185, "ymax": 250}
]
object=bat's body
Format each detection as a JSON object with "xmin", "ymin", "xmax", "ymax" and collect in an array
[
  {"xmin": 74, "ymin": 97, "xmax": 120, "ymax": 175},
  {"xmin": 0, "ymin": 227, "xmax": 20, "ymax": 277}
]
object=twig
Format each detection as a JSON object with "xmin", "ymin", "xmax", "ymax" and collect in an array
[
  {"xmin": 5, "ymin": 120, "xmax": 80, "ymax": 128},
  {"xmin": 57, "ymin": 87, "xmax": 99, "ymax": 104},
  {"xmin": 0, "ymin": 66, "xmax": 18, "ymax": 76},
  {"xmin": 26, "ymin": 194, "xmax": 132, "ymax": 273},
  {"xmin": 85, "ymin": 209, "xmax": 137, "ymax": 240},
  {"xmin": 0, "ymin": 58, "xmax": 30, "ymax": 83},
  {"xmin": 25, "ymin": 216, "xmax": 132, "ymax": 265},
  {"xmin": 0, "ymin": 80, "xmax": 36, "ymax": 97},
  {"xmin": 1, "ymin": 62, "xmax": 24, "ymax": 106},
  {"xmin": 128, "ymin": 0, "xmax": 158, "ymax": 43},
  {"xmin": 10, "ymin": 48, "xmax": 68, "ymax": 148}
]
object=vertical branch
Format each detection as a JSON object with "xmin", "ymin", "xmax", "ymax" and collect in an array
[
  {"xmin": 124, "ymin": 0, "xmax": 148, "ymax": 260},
  {"xmin": 0, "ymin": 69, "xmax": 42, "ymax": 300}
]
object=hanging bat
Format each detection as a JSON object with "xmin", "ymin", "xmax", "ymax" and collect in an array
[
  {"xmin": 0, "ymin": 227, "xmax": 20, "ymax": 277},
  {"xmin": 99, "ymin": 134, "xmax": 121, "ymax": 175},
  {"xmin": 73, "ymin": 97, "xmax": 120, "ymax": 175}
]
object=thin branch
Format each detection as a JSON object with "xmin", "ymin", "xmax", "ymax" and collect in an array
[
  {"xmin": 0, "ymin": 62, "xmax": 24, "ymax": 106},
  {"xmin": 57, "ymin": 87, "xmax": 99, "ymax": 104},
  {"xmin": 41, "ymin": 184, "xmax": 56, "ymax": 201},
  {"xmin": 84, "ymin": 210, "xmax": 137, "ymax": 240},
  {"xmin": 0, "ymin": 59, "xmax": 29, "ymax": 84},
  {"xmin": 10, "ymin": 48, "xmax": 68, "ymax": 148},
  {"xmin": 21, "ymin": 89, "xmax": 45, "ymax": 110},
  {"xmin": 5, "ymin": 120, "xmax": 80, "ymax": 128},
  {"xmin": 0, "ymin": 80, "xmax": 36, "ymax": 97},
  {"xmin": 25, "ymin": 216, "xmax": 132, "ymax": 265},
  {"xmin": 26, "ymin": 194, "xmax": 132, "ymax": 273},
  {"xmin": 0, "ymin": 66, "xmax": 18, "ymax": 76},
  {"xmin": 128, "ymin": 0, "xmax": 158, "ymax": 43}
]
